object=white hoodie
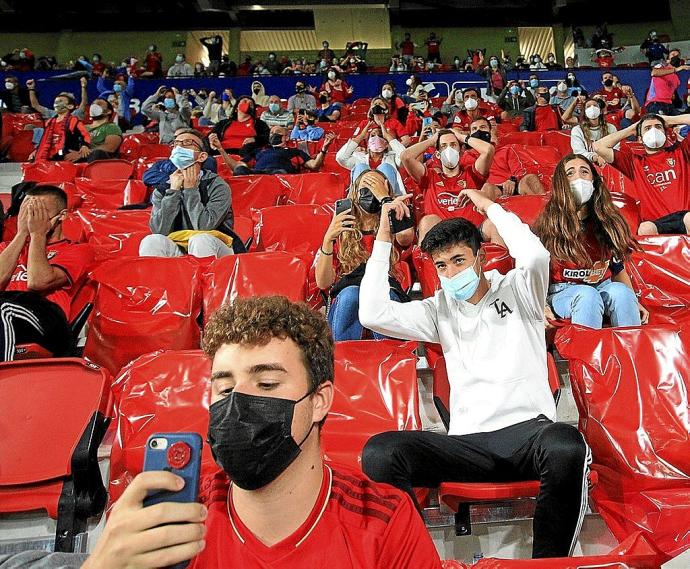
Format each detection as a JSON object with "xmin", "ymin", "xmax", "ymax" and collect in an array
[{"xmin": 359, "ymin": 204, "xmax": 557, "ymax": 436}]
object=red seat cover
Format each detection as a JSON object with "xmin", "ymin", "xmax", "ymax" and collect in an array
[
  {"xmin": 81, "ymin": 159, "xmax": 134, "ymax": 181},
  {"xmin": 73, "ymin": 178, "xmax": 148, "ymax": 210},
  {"xmin": 280, "ymin": 172, "xmax": 347, "ymax": 206},
  {"xmin": 22, "ymin": 161, "xmax": 77, "ymax": 183},
  {"xmin": 223, "ymin": 175, "xmax": 289, "ymax": 218}
]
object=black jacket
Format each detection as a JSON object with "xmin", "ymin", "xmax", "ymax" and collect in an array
[{"xmin": 0, "ymin": 87, "xmax": 33, "ymax": 112}]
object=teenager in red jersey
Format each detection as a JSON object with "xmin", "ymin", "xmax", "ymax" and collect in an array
[
  {"xmin": 593, "ymin": 113, "xmax": 690, "ymax": 235},
  {"xmin": 82, "ymin": 296, "xmax": 442, "ymax": 569},
  {"xmin": 401, "ymin": 128, "xmax": 494, "ymax": 242}
]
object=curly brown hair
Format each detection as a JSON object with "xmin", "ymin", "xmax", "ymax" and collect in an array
[{"xmin": 202, "ymin": 296, "xmax": 334, "ymax": 392}]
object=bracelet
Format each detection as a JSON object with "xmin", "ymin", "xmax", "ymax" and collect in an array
[{"xmin": 320, "ymin": 247, "xmax": 333, "ymax": 256}]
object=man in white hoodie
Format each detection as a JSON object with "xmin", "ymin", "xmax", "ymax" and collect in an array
[{"xmin": 359, "ymin": 189, "xmax": 590, "ymax": 559}]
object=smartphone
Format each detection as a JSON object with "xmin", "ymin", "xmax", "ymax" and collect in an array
[
  {"xmin": 421, "ymin": 117, "xmax": 432, "ymax": 130},
  {"xmin": 388, "ymin": 208, "xmax": 415, "ymax": 234},
  {"xmin": 335, "ymin": 198, "xmax": 352, "ymax": 216},
  {"xmin": 410, "ymin": 102, "xmax": 427, "ymax": 112}
]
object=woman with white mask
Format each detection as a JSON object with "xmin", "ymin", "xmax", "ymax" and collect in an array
[
  {"xmin": 570, "ymin": 98, "xmax": 617, "ymax": 166},
  {"xmin": 533, "ymin": 154, "xmax": 647, "ymax": 329}
]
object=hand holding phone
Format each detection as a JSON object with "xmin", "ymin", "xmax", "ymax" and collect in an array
[{"xmin": 388, "ymin": 208, "xmax": 414, "ymax": 234}]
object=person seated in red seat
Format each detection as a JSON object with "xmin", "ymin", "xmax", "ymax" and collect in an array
[
  {"xmin": 320, "ymin": 67, "xmax": 353, "ymax": 104},
  {"xmin": 380, "ymin": 80, "xmax": 407, "ymax": 124},
  {"xmin": 73, "ymin": 98, "xmax": 123, "ymax": 162},
  {"xmin": 211, "ymin": 95, "xmax": 269, "ymax": 157},
  {"xmin": 593, "ymin": 113, "xmax": 690, "ymax": 235},
  {"xmin": 601, "ymin": 85, "xmax": 641, "ymax": 131},
  {"xmin": 451, "ymin": 88, "xmax": 499, "ymax": 135},
  {"xmin": 569, "ymin": 98, "xmax": 617, "ymax": 167},
  {"xmin": 33, "ymin": 92, "xmax": 91, "ymax": 162},
  {"xmin": 521, "ymin": 86, "xmax": 578, "ymax": 132},
  {"xmin": 0, "ymin": 186, "xmax": 92, "ymax": 361},
  {"xmin": 0, "ymin": 75, "xmax": 33, "ymax": 112},
  {"xmin": 533, "ymin": 154, "xmax": 648, "ymax": 329},
  {"xmin": 358, "ymin": 190, "xmax": 590, "ymax": 560},
  {"xmin": 316, "ymin": 165, "xmax": 413, "ymax": 341},
  {"xmin": 401, "ymin": 128, "xmax": 494, "ymax": 242},
  {"xmin": 594, "ymin": 71, "xmax": 627, "ymax": 111},
  {"xmin": 354, "ymin": 97, "xmax": 410, "ymax": 146},
  {"xmin": 141, "ymin": 44, "xmax": 164, "ymax": 78},
  {"xmin": 139, "ymin": 129, "xmax": 236, "ymax": 259},
  {"xmin": 497, "ymin": 80, "xmax": 535, "ymax": 121},
  {"xmin": 74, "ymin": 296, "xmax": 442, "ymax": 569},
  {"xmin": 315, "ymin": 90, "xmax": 342, "ymax": 123}
]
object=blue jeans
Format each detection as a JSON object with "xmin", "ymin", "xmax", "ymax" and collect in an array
[
  {"xmin": 549, "ymin": 279, "xmax": 640, "ymax": 329},
  {"xmin": 328, "ymin": 285, "xmax": 400, "ymax": 341}
]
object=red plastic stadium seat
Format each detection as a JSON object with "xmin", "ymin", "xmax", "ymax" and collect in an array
[
  {"xmin": 542, "ymin": 131, "xmax": 573, "ymax": 158},
  {"xmin": 281, "ymin": 172, "xmax": 347, "ymax": 206},
  {"xmin": 323, "ymin": 340, "xmax": 422, "ymax": 471},
  {"xmin": 73, "ymin": 178, "xmax": 148, "ymax": 210},
  {"xmin": 81, "ymin": 159, "xmax": 135, "ymax": 181},
  {"xmin": 497, "ymin": 131, "xmax": 544, "ymax": 147},
  {"xmin": 496, "ymin": 194, "xmax": 549, "ymax": 227},
  {"xmin": 108, "ymin": 350, "xmax": 219, "ymax": 507},
  {"xmin": 488, "ymin": 145, "xmax": 561, "ymax": 190},
  {"xmin": 231, "ymin": 215, "xmax": 253, "ymax": 246},
  {"xmin": 201, "ymin": 252, "xmax": 309, "ymax": 321},
  {"xmin": 22, "ymin": 161, "xmax": 77, "ymax": 183},
  {"xmin": 83, "ymin": 257, "xmax": 204, "ymax": 374},
  {"xmin": 610, "ymin": 191, "xmax": 641, "ymax": 234},
  {"xmin": 224, "ymin": 175, "xmax": 289, "ymax": 217},
  {"xmin": 118, "ymin": 133, "xmax": 160, "ymax": 161},
  {"xmin": 7, "ymin": 130, "xmax": 35, "ymax": 162},
  {"xmin": 252, "ymin": 204, "xmax": 332, "ymax": 260},
  {"xmin": 0, "ymin": 112, "xmax": 43, "ymax": 139},
  {"xmin": 137, "ymin": 143, "xmax": 172, "ymax": 161},
  {"xmin": 69, "ymin": 209, "xmax": 152, "ymax": 258},
  {"xmin": 0, "ymin": 358, "xmax": 112, "ymax": 551}
]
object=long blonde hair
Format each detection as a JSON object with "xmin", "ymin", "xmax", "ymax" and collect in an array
[
  {"xmin": 533, "ymin": 154, "xmax": 640, "ymax": 266},
  {"xmin": 337, "ymin": 170, "xmax": 400, "ymax": 276}
]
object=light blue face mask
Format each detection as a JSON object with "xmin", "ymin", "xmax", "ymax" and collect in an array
[
  {"xmin": 163, "ymin": 98, "xmax": 176, "ymax": 110},
  {"xmin": 268, "ymin": 102, "xmax": 280, "ymax": 113},
  {"xmin": 169, "ymin": 146, "xmax": 197, "ymax": 170},
  {"xmin": 438, "ymin": 256, "xmax": 481, "ymax": 302},
  {"xmin": 113, "ymin": 83, "xmax": 123, "ymax": 93},
  {"xmin": 510, "ymin": 85, "xmax": 520, "ymax": 95},
  {"xmin": 530, "ymin": 79, "xmax": 539, "ymax": 88}
]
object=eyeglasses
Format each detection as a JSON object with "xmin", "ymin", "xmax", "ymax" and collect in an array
[{"xmin": 171, "ymin": 139, "xmax": 202, "ymax": 150}]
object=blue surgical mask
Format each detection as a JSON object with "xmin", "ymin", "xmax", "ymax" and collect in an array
[
  {"xmin": 268, "ymin": 102, "xmax": 280, "ymax": 113},
  {"xmin": 169, "ymin": 146, "xmax": 197, "ymax": 170},
  {"xmin": 113, "ymin": 83, "xmax": 123, "ymax": 93},
  {"xmin": 530, "ymin": 79, "xmax": 539, "ymax": 88},
  {"xmin": 510, "ymin": 85, "xmax": 520, "ymax": 96},
  {"xmin": 439, "ymin": 257, "xmax": 481, "ymax": 302},
  {"xmin": 163, "ymin": 98, "xmax": 176, "ymax": 110}
]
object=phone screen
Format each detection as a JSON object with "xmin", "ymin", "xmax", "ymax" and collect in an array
[{"xmin": 335, "ymin": 198, "xmax": 352, "ymax": 216}]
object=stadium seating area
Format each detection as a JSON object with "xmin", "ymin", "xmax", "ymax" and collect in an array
[{"xmin": 1, "ymin": 80, "xmax": 690, "ymax": 567}]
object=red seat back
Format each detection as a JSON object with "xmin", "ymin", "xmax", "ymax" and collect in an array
[
  {"xmin": 137, "ymin": 143, "xmax": 172, "ymax": 160},
  {"xmin": 281, "ymin": 173, "xmax": 347, "ymax": 206},
  {"xmin": 7, "ymin": 130, "xmax": 35, "ymax": 162},
  {"xmin": 70, "ymin": 209, "xmax": 152, "ymax": 258},
  {"xmin": 22, "ymin": 161, "xmax": 77, "ymax": 183},
  {"xmin": 496, "ymin": 194, "xmax": 549, "ymax": 227},
  {"xmin": 201, "ymin": 252, "xmax": 308, "ymax": 322},
  {"xmin": 1, "ymin": 112, "xmax": 43, "ymax": 138},
  {"xmin": 84, "ymin": 257, "xmax": 204, "ymax": 374},
  {"xmin": 610, "ymin": 191, "xmax": 641, "ymax": 234},
  {"xmin": 488, "ymin": 145, "xmax": 561, "ymax": 190},
  {"xmin": 542, "ymin": 131, "xmax": 573, "ymax": 158},
  {"xmin": 224, "ymin": 175, "xmax": 289, "ymax": 217},
  {"xmin": 322, "ymin": 340, "xmax": 421, "ymax": 471},
  {"xmin": 118, "ymin": 133, "xmax": 161, "ymax": 161},
  {"xmin": 497, "ymin": 131, "xmax": 544, "ymax": 147},
  {"xmin": 81, "ymin": 159, "xmax": 134, "ymax": 181},
  {"xmin": 73, "ymin": 178, "xmax": 148, "ymax": 210}
]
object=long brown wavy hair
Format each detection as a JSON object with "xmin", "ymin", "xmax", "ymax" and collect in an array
[
  {"xmin": 578, "ymin": 98, "xmax": 608, "ymax": 151},
  {"xmin": 533, "ymin": 154, "xmax": 640, "ymax": 266},
  {"xmin": 337, "ymin": 170, "xmax": 399, "ymax": 276}
]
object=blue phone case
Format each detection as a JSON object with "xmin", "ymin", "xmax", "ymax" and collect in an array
[{"xmin": 142, "ymin": 432, "xmax": 203, "ymax": 569}]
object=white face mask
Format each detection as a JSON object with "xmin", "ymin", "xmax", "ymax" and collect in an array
[
  {"xmin": 328, "ymin": 71, "xmax": 336, "ymax": 80},
  {"xmin": 464, "ymin": 97, "xmax": 478, "ymax": 110},
  {"xmin": 382, "ymin": 89, "xmax": 393, "ymax": 99},
  {"xmin": 570, "ymin": 178, "xmax": 595, "ymax": 206},
  {"xmin": 440, "ymin": 146, "xmax": 460, "ymax": 169},
  {"xmin": 5, "ymin": 81, "xmax": 15, "ymax": 90},
  {"xmin": 89, "ymin": 103, "xmax": 105, "ymax": 118},
  {"xmin": 406, "ymin": 78, "xmax": 413, "ymax": 86},
  {"xmin": 584, "ymin": 106, "xmax": 601, "ymax": 120},
  {"xmin": 557, "ymin": 82, "xmax": 567, "ymax": 92},
  {"xmin": 642, "ymin": 127, "xmax": 666, "ymax": 149}
]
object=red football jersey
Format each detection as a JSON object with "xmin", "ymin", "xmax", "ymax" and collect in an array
[
  {"xmin": 0, "ymin": 240, "xmax": 93, "ymax": 318},
  {"xmin": 612, "ymin": 137, "xmax": 690, "ymax": 221},
  {"xmin": 452, "ymin": 107, "xmax": 498, "ymax": 131},
  {"xmin": 596, "ymin": 87, "xmax": 626, "ymax": 110},
  {"xmin": 533, "ymin": 105, "xmax": 561, "ymax": 131},
  {"xmin": 549, "ymin": 231, "xmax": 614, "ymax": 285},
  {"xmin": 419, "ymin": 163, "xmax": 487, "ymax": 225},
  {"xmin": 187, "ymin": 464, "xmax": 442, "ymax": 569},
  {"xmin": 355, "ymin": 118, "xmax": 407, "ymax": 141}
]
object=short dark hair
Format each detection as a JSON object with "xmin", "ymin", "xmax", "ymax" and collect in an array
[
  {"xmin": 471, "ymin": 116, "xmax": 491, "ymax": 129},
  {"xmin": 202, "ymin": 296, "xmax": 335, "ymax": 394},
  {"xmin": 421, "ymin": 218, "xmax": 483, "ymax": 257},
  {"xmin": 27, "ymin": 184, "xmax": 68, "ymax": 211},
  {"xmin": 55, "ymin": 92, "xmax": 76, "ymax": 106},
  {"xmin": 6, "ymin": 75, "xmax": 18, "ymax": 82},
  {"xmin": 175, "ymin": 128, "xmax": 209, "ymax": 152},
  {"xmin": 636, "ymin": 114, "xmax": 666, "ymax": 138},
  {"xmin": 462, "ymin": 88, "xmax": 479, "ymax": 97},
  {"xmin": 435, "ymin": 128, "xmax": 459, "ymax": 150}
]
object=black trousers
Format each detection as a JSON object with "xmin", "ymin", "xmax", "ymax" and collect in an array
[
  {"xmin": 362, "ymin": 416, "xmax": 590, "ymax": 559},
  {"xmin": 0, "ymin": 291, "xmax": 72, "ymax": 361}
]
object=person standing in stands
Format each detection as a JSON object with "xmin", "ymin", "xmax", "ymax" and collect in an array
[
  {"xmin": 533, "ymin": 154, "xmax": 647, "ymax": 329},
  {"xmin": 358, "ymin": 188, "xmax": 591, "ymax": 560},
  {"xmin": 401, "ymin": 128, "xmax": 494, "ymax": 242},
  {"xmin": 142, "ymin": 86, "xmax": 192, "ymax": 144},
  {"xmin": 317, "ymin": 166, "xmax": 413, "ymax": 341},
  {"xmin": 0, "ymin": 76, "xmax": 32, "ymax": 112},
  {"xmin": 396, "ymin": 32, "xmax": 417, "ymax": 68},
  {"xmin": 141, "ymin": 44, "xmax": 163, "ymax": 78},
  {"xmin": 318, "ymin": 40, "xmax": 335, "ymax": 66},
  {"xmin": 96, "ymin": 69, "xmax": 135, "ymax": 130},
  {"xmin": 211, "ymin": 95, "xmax": 269, "ymax": 156},
  {"xmin": 34, "ymin": 93, "xmax": 90, "ymax": 162},
  {"xmin": 0, "ymin": 186, "xmax": 93, "ymax": 361},
  {"xmin": 200, "ymin": 35, "xmax": 223, "ymax": 74},
  {"xmin": 139, "ymin": 129, "xmax": 235, "ymax": 259},
  {"xmin": 640, "ymin": 30, "xmax": 668, "ymax": 65},
  {"xmin": 425, "ymin": 32, "xmax": 442, "ymax": 63},
  {"xmin": 167, "ymin": 53, "xmax": 194, "ymax": 78},
  {"xmin": 594, "ymin": 114, "xmax": 690, "ymax": 235},
  {"xmin": 645, "ymin": 50, "xmax": 689, "ymax": 116}
]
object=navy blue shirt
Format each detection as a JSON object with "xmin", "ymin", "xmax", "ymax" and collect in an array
[{"xmin": 253, "ymin": 146, "xmax": 311, "ymax": 174}]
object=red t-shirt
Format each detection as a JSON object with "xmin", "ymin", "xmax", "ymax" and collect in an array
[
  {"xmin": 145, "ymin": 52, "xmax": 163, "ymax": 74},
  {"xmin": 0, "ymin": 240, "xmax": 93, "ymax": 318},
  {"xmin": 596, "ymin": 87, "xmax": 626, "ymax": 110},
  {"xmin": 533, "ymin": 105, "xmax": 561, "ymax": 131},
  {"xmin": 419, "ymin": 163, "xmax": 488, "ymax": 224},
  {"xmin": 612, "ymin": 138, "xmax": 690, "ymax": 221},
  {"xmin": 188, "ymin": 464, "xmax": 441, "ymax": 569},
  {"xmin": 426, "ymin": 40, "xmax": 441, "ymax": 57},
  {"xmin": 400, "ymin": 40, "xmax": 415, "ymax": 56},
  {"xmin": 222, "ymin": 118, "xmax": 257, "ymax": 150},
  {"xmin": 594, "ymin": 55, "xmax": 614, "ymax": 67},
  {"xmin": 452, "ymin": 107, "xmax": 497, "ymax": 131},
  {"xmin": 322, "ymin": 80, "xmax": 351, "ymax": 104},
  {"xmin": 549, "ymin": 231, "xmax": 614, "ymax": 285},
  {"xmin": 355, "ymin": 118, "xmax": 407, "ymax": 141}
]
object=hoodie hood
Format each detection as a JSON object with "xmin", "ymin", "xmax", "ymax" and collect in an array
[{"xmin": 251, "ymin": 81, "xmax": 270, "ymax": 106}]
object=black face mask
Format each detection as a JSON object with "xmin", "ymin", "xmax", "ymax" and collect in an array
[
  {"xmin": 358, "ymin": 187, "xmax": 382, "ymax": 214},
  {"xmin": 537, "ymin": 92, "xmax": 549, "ymax": 102},
  {"xmin": 468, "ymin": 130, "xmax": 492, "ymax": 145},
  {"xmin": 307, "ymin": 119, "xmax": 316, "ymax": 125},
  {"xmin": 269, "ymin": 133, "xmax": 284, "ymax": 146},
  {"xmin": 603, "ymin": 79, "xmax": 614, "ymax": 87},
  {"xmin": 670, "ymin": 56, "xmax": 681, "ymax": 67},
  {"xmin": 296, "ymin": 86, "xmax": 305, "ymax": 93},
  {"xmin": 208, "ymin": 390, "xmax": 315, "ymax": 491},
  {"xmin": 370, "ymin": 104, "xmax": 386, "ymax": 116},
  {"xmin": 319, "ymin": 95, "xmax": 328, "ymax": 103}
]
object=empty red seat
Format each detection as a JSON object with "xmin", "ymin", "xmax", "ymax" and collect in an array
[
  {"xmin": 22, "ymin": 161, "xmax": 77, "ymax": 183},
  {"xmin": 281, "ymin": 172, "xmax": 347, "ymax": 206},
  {"xmin": 69, "ymin": 208, "xmax": 151, "ymax": 258},
  {"xmin": 0, "ymin": 358, "xmax": 112, "ymax": 551},
  {"xmin": 201, "ymin": 252, "xmax": 309, "ymax": 321},
  {"xmin": 488, "ymin": 144, "xmax": 561, "ymax": 190},
  {"xmin": 73, "ymin": 178, "xmax": 148, "ymax": 210},
  {"xmin": 496, "ymin": 194, "xmax": 550, "ymax": 227},
  {"xmin": 542, "ymin": 130, "xmax": 573, "ymax": 158},
  {"xmin": 0, "ymin": 112, "xmax": 43, "ymax": 138},
  {"xmin": 7, "ymin": 130, "xmax": 35, "ymax": 162},
  {"xmin": 252, "ymin": 204, "xmax": 332, "ymax": 260},
  {"xmin": 81, "ymin": 159, "xmax": 135, "ymax": 181},
  {"xmin": 137, "ymin": 143, "xmax": 172, "ymax": 160},
  {"xmin": 84, "ymin": 257, "xmax": 204, "ymax": 374},
  {"xmin": 224, "ymin": 175, "xmax": 289, "ymax": 217},
  {"xmin": 497, "ymin": 131, "xmax": 544, "ymax": 148},
  {"xmin": 118, "ymin": 133, "xmax": 161, "ymax": 161}
]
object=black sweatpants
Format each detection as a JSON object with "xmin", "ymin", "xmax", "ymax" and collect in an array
[
  {"xmin": 0, "ymin": 291, "xmax": 72, "ymax": 361},
  {"xmin": 362, "ymin": 416, "xmax": 590, "ymax": 559}
]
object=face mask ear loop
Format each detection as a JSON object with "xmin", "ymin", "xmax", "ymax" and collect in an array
[{"xmin": 295, "ymin": 387, "xmax": 318, "ymax": 447}]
